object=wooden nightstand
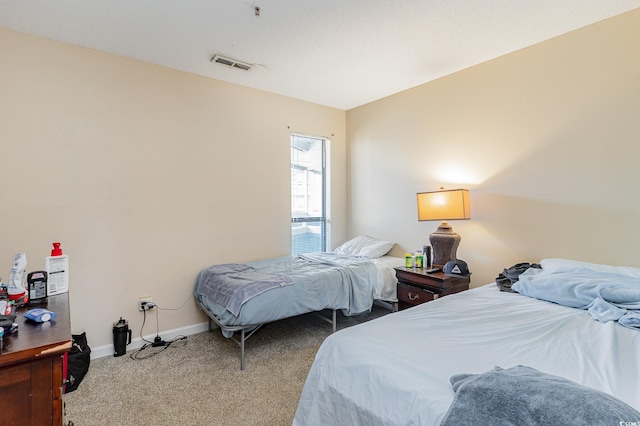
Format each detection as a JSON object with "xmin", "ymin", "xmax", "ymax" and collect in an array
[{"xmin": 395, "ymin": 267, "xmax": 470, "ymax": 311}]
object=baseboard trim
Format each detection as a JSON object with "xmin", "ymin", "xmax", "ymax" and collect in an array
[{"xmin": 90, "ymin": 321, "xmax": 210, "ymax": 359}]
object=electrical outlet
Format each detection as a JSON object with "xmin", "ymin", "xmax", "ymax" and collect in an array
[{"xmin": 138, "ymin": 296, "xmax": 153, "ymax": 311}]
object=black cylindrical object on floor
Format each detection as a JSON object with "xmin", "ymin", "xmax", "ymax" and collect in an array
[{"xmin": 113, "ymin": 317, "xmax": 131, "ymax": 357}]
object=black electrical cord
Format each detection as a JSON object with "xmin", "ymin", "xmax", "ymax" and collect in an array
[
  {"xmin": 129, "ymin": 295, "xmax": 192, "ymax": 360},
  {"xmin": 129, "ymin": 335, "xmax": 187, "ymax": 360}
]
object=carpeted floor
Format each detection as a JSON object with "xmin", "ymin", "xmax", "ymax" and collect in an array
[{"xmin": 64, "ymin": 306, "xmax": 390, "ymax": 425}]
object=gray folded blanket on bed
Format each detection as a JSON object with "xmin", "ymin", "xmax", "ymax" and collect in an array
[
  {"xmin": 440, "ymin": 365, "xmax": 640, "ymax": 426},
  {"xmin": 196, "ymin": 263, "xmax": 294, "ymax": 316}
]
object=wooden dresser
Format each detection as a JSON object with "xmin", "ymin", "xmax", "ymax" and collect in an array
[{"xmin": 0, "ymin": 294, "xmax": 71, "ymax": 425}]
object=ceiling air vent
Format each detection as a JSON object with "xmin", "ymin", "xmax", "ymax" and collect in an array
[{"xmin": 211, "ymin": 54, "xmax": 252, "ymax": 71}]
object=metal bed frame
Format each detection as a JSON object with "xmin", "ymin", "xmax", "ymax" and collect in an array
[{"xmin": 198, "ymin": 300, "xmax": 337, "ymax": 370}]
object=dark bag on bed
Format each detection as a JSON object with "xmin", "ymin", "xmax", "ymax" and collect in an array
[
  {"xmin": 65, "ymin": 332, "xmax": 91, "ymax": 393},
  {"xmin": 496, "ymin": 262, "xmax": 541, "ymax": 293}
]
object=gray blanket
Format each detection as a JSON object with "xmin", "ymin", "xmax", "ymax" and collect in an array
[
  {"xmin": 195, "ymin": 263, "xmax": 294, "ymax": 316},
  {"xmin": 441, "ymin": 365, "xmax": 640, "ymax": 426}
]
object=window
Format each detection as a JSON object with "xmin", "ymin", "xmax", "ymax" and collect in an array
[{"xmin": 291, "ymin": 134, "xmax": 327, "ymax": 255}]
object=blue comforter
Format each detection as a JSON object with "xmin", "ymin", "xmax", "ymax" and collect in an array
[
  {"xmin": 512, "ymin": 267, "xmax": 640, "ymax": 330},
  {"xmin": 194, "ymin": 253, "xmax": 380, "ymax": 328},
  {"xmin": 196, "ymin": 263, "xmax": 294, "ymax": 316}
]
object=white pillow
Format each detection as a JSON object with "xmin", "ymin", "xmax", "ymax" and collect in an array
[
  {"xmin": 540, "ymin": 258, "xmax": 640, "ymax": 279},
  {"xmin": 334, "ymin": 235, "xmax": 395, "ymax": 258}
]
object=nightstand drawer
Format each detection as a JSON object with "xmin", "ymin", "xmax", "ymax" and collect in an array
[{"xmin": 397, "ymin": 282, "xmax": 435, "ymax": 308}]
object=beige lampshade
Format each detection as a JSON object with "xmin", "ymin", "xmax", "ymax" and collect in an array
[{"xmin": 417, "ymin": 189, "xmax": 470, "ymax": 221}]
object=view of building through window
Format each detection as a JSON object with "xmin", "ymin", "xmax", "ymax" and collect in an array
[{"xmin": 291, "ymin": 134, "xmax": 327, "ymax": 255}]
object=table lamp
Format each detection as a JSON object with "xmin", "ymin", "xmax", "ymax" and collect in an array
[{"xmin": 417, "ymin": 188, "xmax": 470, "ymax": 266}]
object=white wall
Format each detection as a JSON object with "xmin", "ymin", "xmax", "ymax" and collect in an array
[
  {"xmin": 0, "ymin": 27, "xmax": 346, "ymax": 350},
  {"xmin": 347, "ymin": 9, "xmax": 640, "ymax": 287}
]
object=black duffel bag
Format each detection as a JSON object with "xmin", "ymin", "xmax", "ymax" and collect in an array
[{"xmin": 65, "ymin": 332, "xmax": 91, "ymax": 393}]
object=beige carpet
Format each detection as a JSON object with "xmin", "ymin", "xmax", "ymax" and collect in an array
[{"xmin": 64, "ymin": 306, "xmax": 390, "ymax": 425}]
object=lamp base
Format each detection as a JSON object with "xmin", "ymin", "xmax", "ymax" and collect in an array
[{"xmin": 429, "ymin": 221, "xmax": 461, "ymax": 266}]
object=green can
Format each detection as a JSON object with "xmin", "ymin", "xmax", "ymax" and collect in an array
[{"xmin": 405, "ymin": 253, "xmax": 413, "ymax": 268}]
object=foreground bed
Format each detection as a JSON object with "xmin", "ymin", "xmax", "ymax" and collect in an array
[
  {"xmin": 194, "ymin": 236, "xmax": 403, "ymax": 369},
  {"xmin": 293, "ymin": 258, "xmax": 640, "ymax": 425}
]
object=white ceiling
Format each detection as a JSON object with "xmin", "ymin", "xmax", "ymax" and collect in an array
[{"xmin": 1, "ymin": 1, "xmax": 639, "ymax": 110}]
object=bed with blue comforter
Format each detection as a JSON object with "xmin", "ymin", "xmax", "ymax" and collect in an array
[
  {"xmin": 293, "ymin": 258, "xmax": 640, "ymax": 425},
  {"xmin": 193, "ymin": 237, "xmax": 403, "ymax": 369}
]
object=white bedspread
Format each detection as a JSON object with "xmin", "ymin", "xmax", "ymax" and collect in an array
[{"xmin": 293, "ymin": 284, "xmax": 640, "ymax": 425}]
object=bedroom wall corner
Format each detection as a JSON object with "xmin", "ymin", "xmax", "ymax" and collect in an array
[
  {"xmin": 0, "ymin": 27, "xmax": 347, "ymax": 351},
  {"xmin": 346, "ymin": 8, "xmax": 640, "ymax": 287}
]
